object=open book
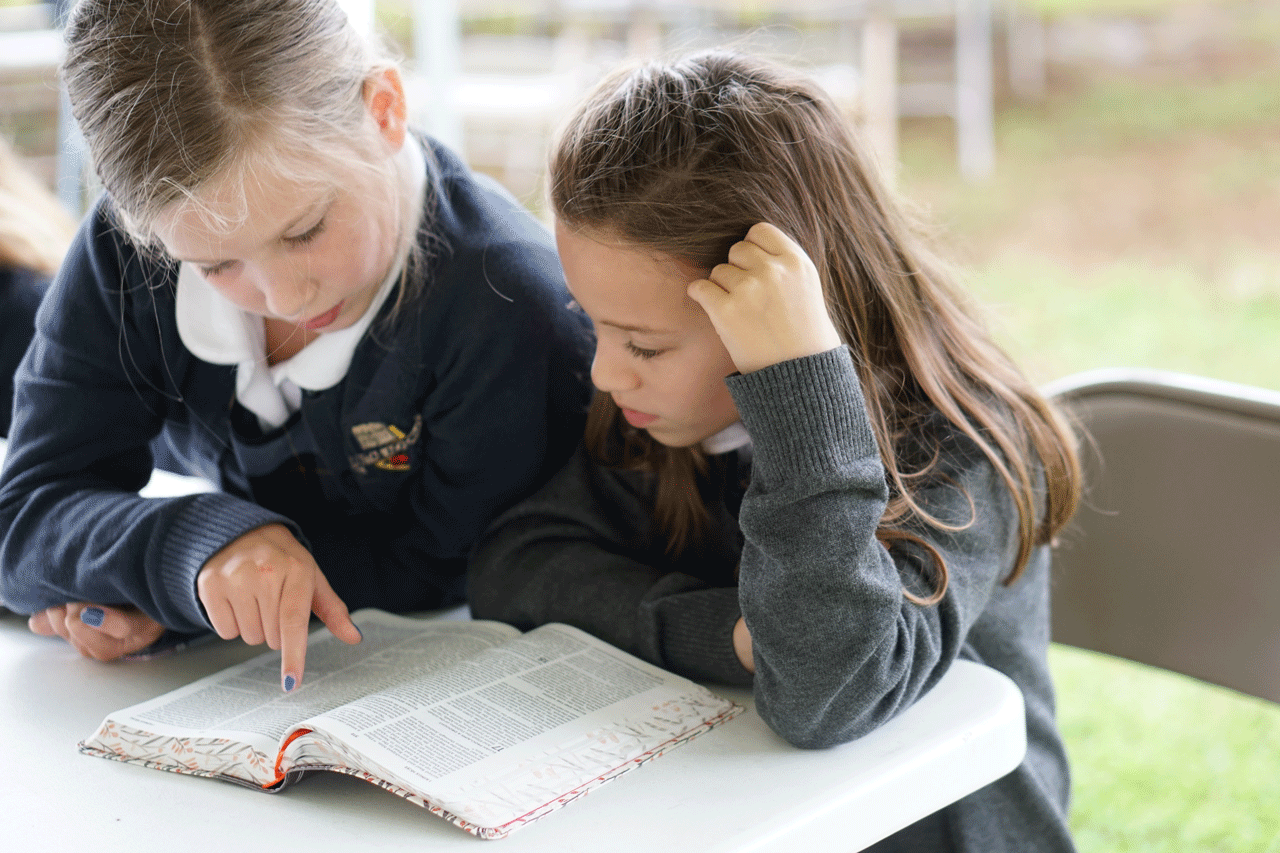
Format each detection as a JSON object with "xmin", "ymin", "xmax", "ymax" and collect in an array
[{"xmin": 80, "ymin": 609, "xmax": 742, "ymax": 839}]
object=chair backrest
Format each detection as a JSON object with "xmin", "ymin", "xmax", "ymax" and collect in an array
[{"xmin": 1045, "ymin": 368, "xmax": 1280, "ymax": 703}]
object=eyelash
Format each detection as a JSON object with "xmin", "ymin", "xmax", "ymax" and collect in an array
[
  {"xmin": 196, "ymin": 218, "xmax": 325, "ymax": 277},
  {"xmin": 284, "ymin": 218, "xmax": 326, "ymax": 247},
  {"xmin": 199, "ymin": 261, "xmax": 232, "ymax": 277},
  {"xmin": 626, "ymin": 341, "xmax": 663, "ymax": 360}
]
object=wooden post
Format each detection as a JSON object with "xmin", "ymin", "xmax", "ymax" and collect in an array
[
  {"xmin": 1006, "ymin": 1, "xmax": 1047, "ymax": 100},
  {"xmin": 955, "ymin": 0, "xmax": 995, "ymax": 180},
  {"xmin": 627, "ymin": 3, "xmax": 663, "ymax": 58},
  {"xmin": 860, "ymin": 0, "xmax": 899, "ymax": 185}
]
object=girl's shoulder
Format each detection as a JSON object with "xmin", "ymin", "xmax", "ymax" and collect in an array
[
  {"xmin": 46, "ymin": 197, "xmax": 177, "ymax": 317},
  {"xmin": 405, "ymin": 136, "xmax": 575, "ymax": 328},
  {"xmin": 417, "ymin": 135, "xmax": 557, "ymax": 265}
]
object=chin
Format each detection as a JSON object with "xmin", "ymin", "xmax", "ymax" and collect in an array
[{"xmin": 643, "ymin": 428, "xmax": 707, "ymax": 449}]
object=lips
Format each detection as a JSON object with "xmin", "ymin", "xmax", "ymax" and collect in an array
[
  {"xmin": 301, "ymin": 301, "xmax": 344, "ymax": 331},
  {"xmin": 620, "ymin": 407, "xmax": 659, "ymax": 428}
]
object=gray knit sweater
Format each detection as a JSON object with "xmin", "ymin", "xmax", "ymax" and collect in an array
[{"xmin": 469, "ymin": 346, "xmax": 1076, "ymax": 852}]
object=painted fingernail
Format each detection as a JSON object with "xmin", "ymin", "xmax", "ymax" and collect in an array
[
  {"xmin": 283, "ymin": 675, "xmax": 297, "ymax": 693},
  {"xmin": 81, "ymin": 607, "xmax": 105, "ymax": 628},
  {"xmin": 356, "ymin": 626, "xmax": 364, "ymax": 641}
]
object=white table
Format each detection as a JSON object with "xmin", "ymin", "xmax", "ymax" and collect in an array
[
  {"xmin": 0, "ymin": 609, "xmax": 1024, "ymax": 851},
  {"xmin": 0, "ymin": 440, "xmax": 1025, "ymax": 850}
]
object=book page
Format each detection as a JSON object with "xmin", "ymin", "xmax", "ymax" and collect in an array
[
  {"xmin": 79, "ymin": 611, "xmax": 519, "ymax": 786},
  {"xmin": 297, "ymin": 623, "xmax": 742, "ymax": 837}
]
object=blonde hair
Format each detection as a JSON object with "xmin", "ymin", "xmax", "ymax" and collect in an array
[
  {"xmin": 61, "ymin": 0, "xmax": 427, "ymax": 311},
  {"xmin": 552, "ymin": 51, "xmax": 1081, "ymax": 603},
  {"xmin": 0, "ymin": 136, "xmax": 75, "ymax": 274}
]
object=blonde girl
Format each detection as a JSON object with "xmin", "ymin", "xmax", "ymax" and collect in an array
[
  {"xmin": 470, "ymin": 50, "xmax": 1081, "ymax": 852},
  {"xmin": 0, "ymin": 0, "xmax": 591, "ymax": 690}
]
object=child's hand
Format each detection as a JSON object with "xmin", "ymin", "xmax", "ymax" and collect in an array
[
  {"xmin": 687, "ymin": 222, "xmax": 843, "ymax": 375},
  {"xmin": 197, "ymin": 523, "xmax": 361, "ymax": 692},
  {"xmin": 28, "ymin": 603, "xmax": 166, "ymax": 660}
]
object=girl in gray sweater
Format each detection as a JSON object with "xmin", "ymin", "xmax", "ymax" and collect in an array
[{"xmin": 469, "ymin": 50, "xmax": 1083, "ymax": 852}]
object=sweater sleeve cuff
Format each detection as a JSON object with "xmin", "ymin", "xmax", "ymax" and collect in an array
[
  {"xmin": 157, "ymin": 494, "xmax": 302, "ymax": 631},
  {"xmin": 655, "ymin": 587, "xmax": 753, "ymax": 687},
  {"xmin": 725, "ymin": 346, "xmax": 881, "ymax": 487}
]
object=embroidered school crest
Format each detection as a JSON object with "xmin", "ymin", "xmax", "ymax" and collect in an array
[{"xmin": 348, "ymin": 416, "xmax": 422, "ymax": 474}]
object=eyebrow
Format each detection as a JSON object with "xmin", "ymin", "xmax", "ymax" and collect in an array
[
  {"xmin": 596, "ymin": 319, "xmax": 674, "ymax": 335},
  {"xmin": 173, "ymin": 198, "xmax": 332, "ymax": 266}
]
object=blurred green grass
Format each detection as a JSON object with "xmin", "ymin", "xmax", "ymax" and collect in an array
[
  {"xmin": 898, "ymin": 11, "xmax": 1280, "ymax": 392},
  {"xmin": 1051, "ymin": 646, "xmax": 1280, "ymax": 852},
  {"xmin": 1021, "ymin": 0, "xmax": 1248, "ymax": 20},
  {"xmin": 973, "ymin": 257, "xmax": 1280, "ymax": 391}
]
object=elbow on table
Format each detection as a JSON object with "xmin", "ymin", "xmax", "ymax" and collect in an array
[
  {"xmin": 754, "ymin": 695, "xmax": 884, "ymax": 750},
  {"xmin": 753, "ymin": 663, "xmax": 921, "ymax": 749}
]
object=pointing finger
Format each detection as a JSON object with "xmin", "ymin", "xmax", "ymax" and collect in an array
[{"xmin": 278, "ymin": 568, "xmax": 315, "ymax": 693}]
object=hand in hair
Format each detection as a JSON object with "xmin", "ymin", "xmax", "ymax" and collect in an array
[
  {"xmin": 687, "ymin": 223, "xmax": 843, "ymax": 375},
  {"xmin": 197, "ymin": 524, "xmax": 362, "ymax": 692},
  {"xmin": 27, "ymin": 603, "xmax": 165, "ymax": 661}
]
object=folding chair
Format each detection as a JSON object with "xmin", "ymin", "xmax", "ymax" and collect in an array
[{"xmin": 1045, "ymin": 367, "xmax": 1280, "ymax": 703}]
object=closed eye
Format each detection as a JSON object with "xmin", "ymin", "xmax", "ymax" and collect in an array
[
  {"xmin": 199, "ymin": 261, "xmax": 234, "ymax": 277},
  {"xmin": 283, "ymin": 218, "xmax": 326, "ymax": 247},
  {"xmin": 626, "ymin": 341, "xmax": 663, "ymax": 360}
]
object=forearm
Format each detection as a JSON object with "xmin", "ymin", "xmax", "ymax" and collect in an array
[
  {"xmin": 0, "ymin": 483, "xmax": 293, "ymax": 632},
  {"xmin": 729, "ymin": 348, "xmax": 1014, "ymax": 747},
  {"xmin": 469, "ymin": 450, "xmax": 751, "ymax": 685}
]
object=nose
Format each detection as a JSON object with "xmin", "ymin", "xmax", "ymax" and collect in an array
[
  {"xmin": 590, "ymin": 341, "xmax": 640, "ymax": 393},
  {"xmin": 249, "ymin": 259, "xmax": 315, "ymax": 320}
]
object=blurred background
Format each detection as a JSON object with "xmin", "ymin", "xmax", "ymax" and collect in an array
[{"xmin": 2, "ymin": 0, "xmax": 1277, "ymax": 849}]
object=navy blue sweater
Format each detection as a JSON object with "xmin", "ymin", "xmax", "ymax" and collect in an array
[{"xmin": 0, "ymin": 139, "xmax": 593, "ymax": 632}]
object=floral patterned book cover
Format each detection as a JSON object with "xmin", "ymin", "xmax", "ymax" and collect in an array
[{"xmin": 79, "ymin": 610, "xmax": 743, "ymax": 839}]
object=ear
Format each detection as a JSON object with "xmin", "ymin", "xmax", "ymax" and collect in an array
[{"xmin": 364, "ymin": 67, "xmax": 408, "ymax": 150}]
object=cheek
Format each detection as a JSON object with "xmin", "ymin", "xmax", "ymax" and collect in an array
[
  {"xmin": 703, "ymin": 380, "xmax": 739, "ymax": 423},
  {"xmin": 697, "ymin": 345, "xmax": 741, "ymax": 421},
  {"xmin": 209, "ymin": 277, "xmax": 264, "ymax": 312},
  {"xmin": 346, "ymin": 218, "xmax": 394, "ymax": 277},
  {"xmin": 682, "ymin": 356, "xmax": 737, "ymax": 417}
]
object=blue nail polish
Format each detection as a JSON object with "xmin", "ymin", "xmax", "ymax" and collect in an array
[
  {"xmin": 81, "ymin": 607, "xmax": 105, "ymax": 628},
  {"xmin": 283, "ymin": 675, "xmax": 296, "ymax": 692},
  {"xmin": 356, "ymin": 626, "xmax": 364, "ymax": 641}
]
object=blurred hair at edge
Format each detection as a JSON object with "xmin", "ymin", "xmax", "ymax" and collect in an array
[{"xmin": 0, "ymin": 135, "xmax": 75, "ymax": 274}]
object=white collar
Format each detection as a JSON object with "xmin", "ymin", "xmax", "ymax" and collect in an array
[
  {"xmin": 175, "ymin": 135, "xmax": 427, "ymax": 429},
  {"xmin": 701, "ymin": 421, "xmax": 752, "ymax": 455}
]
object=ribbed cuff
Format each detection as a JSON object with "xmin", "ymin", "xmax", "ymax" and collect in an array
[
  {"xmin": 656, "ymin": 587, "xmax": 753, "ymax": 687},
  {"xmin": 158, "ymin": 493, "xmax": 301, "ymax": 630},
  {"xmin": 725, "ymin": 346, "xmax": 880, "ymax": 488}
]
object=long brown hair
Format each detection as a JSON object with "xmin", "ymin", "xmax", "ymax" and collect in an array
[{"xmin": 550, "ymin": 51, "xmax": 1081, "ymax": 603}]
